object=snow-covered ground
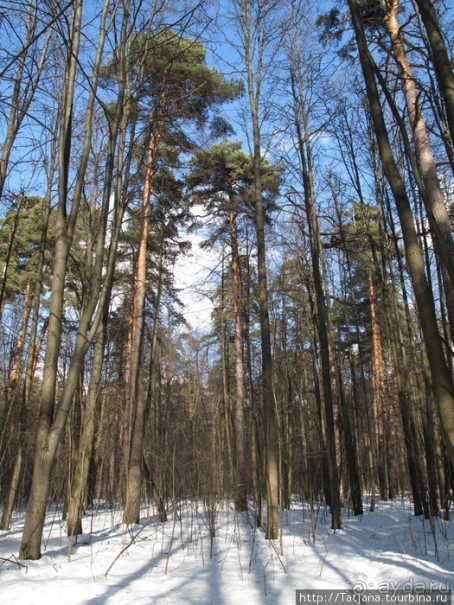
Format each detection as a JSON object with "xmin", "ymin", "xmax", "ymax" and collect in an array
[{"xmin": 0, "ymin": 499, "xmax": 452, "ymax": 604}]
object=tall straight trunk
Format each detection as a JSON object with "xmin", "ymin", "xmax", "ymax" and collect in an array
[
  {"xmin": 66, "ymin": 3, "xmax": 130, "ymax": 536},
  {"xmin": 123, "ymin": 99, "xmax": 165, "ymax": 524},
  {"xmin": 290, "ymin": 68, "xmax": 341, "ymax": 529},
  {"xmin": 412, "ymin": 0, "xmax": 454, "ymax": 147},
  {"xmin": 382, "ymin": 0, "xmax": 454, "ymax": 309},
  {"xmin": 19, "ymin": 0, "xmax": 119, "ymax": 559},
  {"xmin": 244, "ymin": 245, "xmax": 263, "ymax": 525},
  {"xmin": 385, "ymin": 292, "xmax": 429, "ymax": 516},
  {"xmin": 19, "ymin": 0, "xmax": 83, "ymax": 560},
  {"xmin": 238, "ymin": 0, "xmax": 279, "ymax": 539},
  {"xmin": 385, "ymin": 196, "xmax": 432, "ymax": 515},
  {"xmin": 143, "ymin": 241, "xmax": 167, "ymax": 523},
  {"xmin": 229, "ymin": 207, "xmax": 247, "ymax": 512},
  {"xmin": 299, "ymin": 251, "xmax": 331, "ymax": 507},
  {"xmin": 331, "ymin": 183, "xmax": 365, "ymax": 513},
  {"xmin": 66, "ymin": 320, "xmax": 105, "ymax": 537},
  {"xmin": 249, "ymin": 85, "xmax": 280, "ymax": 541},
  {"xmin": 220, "ymin": 257, "xmax": 235, "ymax": 493},
  {"xmin": 348, "ymin": 0, "xmax": 454, "ymax": 466},
  {"xmin": 337, "ymin": 362, "xmax": 363, "ymax": 515},
  {"xmin": 368, "ymin": 271, "xmax": 386, "ymax": 509}
]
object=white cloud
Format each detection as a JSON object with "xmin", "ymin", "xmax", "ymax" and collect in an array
[{"xmin": 173, "ymin": 230, "xmax": 220, "ymax": 332}]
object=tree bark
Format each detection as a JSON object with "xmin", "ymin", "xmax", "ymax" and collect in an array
[
  {"xmin": 19, "ymin": 0, "xmax": 83, "ymax": 559},
  {"xmin": 236, "ymin": 0, "xmax": 280, "ymax": 539},
  {"xmin": 19, "ymin": 0, "xmax": 121, "ymax": 559},
  {"xmin": 123, "ymin": 98, "xmax": 165, "ymax": 524},
  {"xmin": 290, "ymin": 64, "xmax": 341, "ymax": 529},
  {"xmin": 382, "ymin": 0, "xmax": 454, "ymax": 313},
  {"xmin": 348, "ymin": 0, "xmax": 454, "ymax": 467},
  {"xmin": 413, "ymin": 0, "xmax": 454, "ymax": 147},
  {"xmin": 229, "ymin": 207, "xmax": 247, "ymax": 512},
  {"xmin": 66, "ymin": 1, "xmax": 130, "ymax": 536}
]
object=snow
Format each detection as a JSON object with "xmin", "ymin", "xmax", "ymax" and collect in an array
[{"xmin": 0, "ymin": 499, "xmax": 452, "ymax": 604}]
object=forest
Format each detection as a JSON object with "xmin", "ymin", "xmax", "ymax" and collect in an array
[{"xmin": 0, "ymin": 0, "xmax": 452, "ymax": 569}]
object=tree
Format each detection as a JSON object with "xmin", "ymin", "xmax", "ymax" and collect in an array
[
  {"xmin": 232, "ymin": 0, "xmax": 284, "ymax": 540},
  {"xmin": 186, "ymin": 140, "xmax": 281, "ymax": 512},
  {"xmin": 379, "ymin": 0, "xmax": 454, "ymax": 338},
  {"xmin": 0, "ymin": 0, "xmax": 51, "ymax": 202},
  {"xmin": 121, "ymin": 29, "xmax": 241, "ymax": 524},
  {"xmin": 65, "ymin": 0, "xmax": 134, "ymax": 537},
  {"xmin": 413, "ymin": 0, "xmax": 454, "ymax": 147},
  {"xmin": 286, "ymin": 48, "xmax": 342, "ymax": 528},
  {"xmin": 347, "ymin": 0, "xmax": 454, "ymax": 468},
  {"xmin": 19, "ymin": 0, "xmax": 124, "ymax": 559}
]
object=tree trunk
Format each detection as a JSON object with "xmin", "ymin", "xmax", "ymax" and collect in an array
[
  {"xmin": 66, "ymin": 322, "xmax": 104, "ymax": 537},
  {"xmin": 19, "ymin": 0, "xmax": 83, "ymax": 559},
  {"xmin": 290, "ymin": 66, "xmax": 341, "ymax": 529},
  {"xmin": 382, "ymin": 0, "xmax": 454, "ymax": 314},
  {"xmin": 19, "ymin": 0, "xmax": 120, "ymax": 558},
  {"xmin": 229, "ymin": 207, "xmax": 247, "ymax": 512},
  {"xmin": 123, "ymin": 98, "xmax": 165, "ymax": 524},
  {"xmin": 0, "ymin": 285, "xmax": 32, "ymax": 530},
  {"xmin": 413, "ymin": 0, "xmax": 454, "ymax": 147},
  {"xmin": 238, "ymin": 0, "xmax": 280, "ymax": 539},
  {"xmin": 348, "ymin": 0, "xmax": 454, "ymax": 467},
  {"xmin": 66, "ymin": 4, "xmax": 130, "ymax": 536},
  {"xmin": 368, "ymin": 271, "xmax": 386, "ymax": 509}
]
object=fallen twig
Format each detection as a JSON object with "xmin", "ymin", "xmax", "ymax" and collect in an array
[{"xmin": 0, "ymin": 554, "xmax": 28, "ymax": 573}]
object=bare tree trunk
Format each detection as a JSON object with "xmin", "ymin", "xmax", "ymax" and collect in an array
[
  {"xmin": 290, "ymin": 65, "xmax": 341, "ymax": 529},
  {"xmin": 220, "ymin": 257, "xmax": 235, "ymax": 494},
  {"xmin": 382, "ymin": 0, "xmax": 454, "ymax": 318},
  {"xmin": 385, "ymin": 292, "xmax": 429, "ymax": 516},
  {"xmin": 348, "ymin": 0, "xmax": 454, "ymax": 467},
  {"xmin": 19, "ymin": 0, "xmax": 83, "ymax": 559},
  {"xmin": 0, "ymin": 284, "xmax": 32, "ymax": 529},
  {"xmin": 229, "ymin": 207, "xmax": 247, "ymax": 512},
  {"xmin": 235, "ymin": 0, "xmax": 280, "ymax": 539},
  {"xmin": 66, "ymin": 1, "xmax": 131, "ymax": 537},
  {"xmin": 0, "ymin": 0, "xmax": 50, "ymax": 201},
  {"xmin": 412, "ymin": 0, "xmax": 454, "ymax": 147},
  {"xmin": 368, "ymin": 271, "xmax": 386, "ymax": 509},
  {"xmin": 244, "ymin": 243, "xmax": 263, "ymax": 524},
  {"xmin": 337, "ymin": 364, "xmax": 363, "ymax": 515},
  {"xmin": 123, "ymin": 98, "xmax": 165, "ymax": 524},
  {"xmin": 19, "ymin": 0, "xmax": 121, "ymax": 559},
  {"xmin": 66, "ymin": 321, "xmax": 104, "ymax": 537},
  {"xmin": 144, "ymin": 243, "xmax": 168, "ymax": 523},
  {"xmin": 0, "ymin": 283, "xmax": 32, "ymax": 463}
]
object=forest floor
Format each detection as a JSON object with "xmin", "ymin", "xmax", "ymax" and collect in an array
[{"xmin": 0, "ymin": 498, "xmax": 452, "ymax": 604}]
